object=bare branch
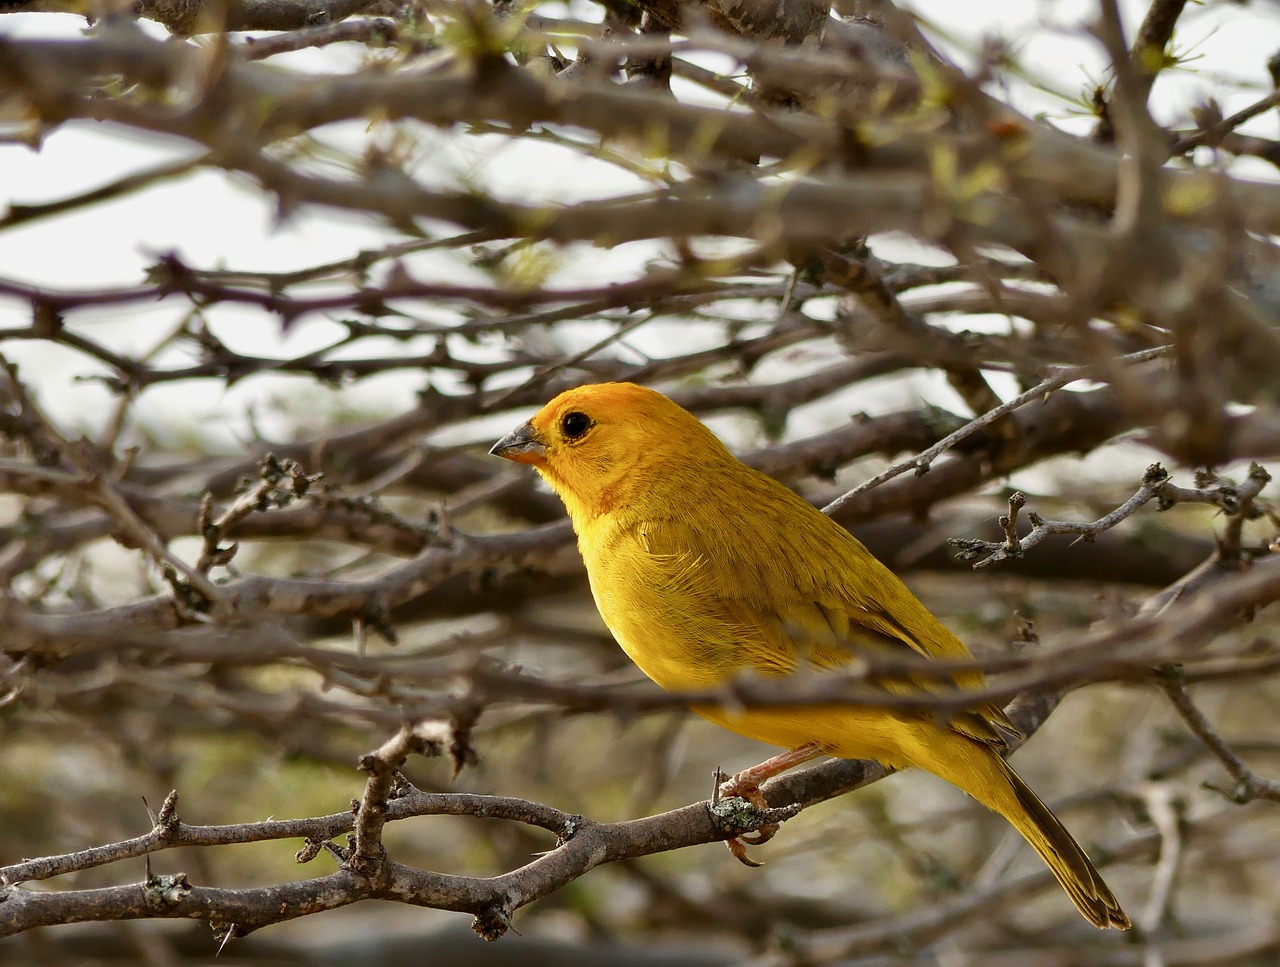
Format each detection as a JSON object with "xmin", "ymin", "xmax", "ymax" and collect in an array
[
  {"xmin": 1158, "ymin": 668, "xmax": 1280, "ymax": 805},
  {"xmin": 948, "ymin": 463, "xmax": 1273, "ymax": 569}
]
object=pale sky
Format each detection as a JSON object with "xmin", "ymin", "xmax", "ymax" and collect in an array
[{"xmin": 0, "ymin": 0, "xmax": 1276, "ymax": 453}]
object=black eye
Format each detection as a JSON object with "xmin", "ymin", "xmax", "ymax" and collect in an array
[{"xmin": 561, "ymin": 411, "xmax": 592, "ymax": 440}]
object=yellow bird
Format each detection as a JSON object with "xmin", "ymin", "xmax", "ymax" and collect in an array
[{"xmin": 491, "ymin": 381, "xmax": 1129, "ymax": 929}]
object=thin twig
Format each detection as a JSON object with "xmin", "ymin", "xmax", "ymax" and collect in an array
[
  {"xmin": 1158, "ymin": 668, "xmax": 1280, "ymax": 805},
  {"xmin": 948, "ymin": 462, "xmax": 1272, "ymax": 569},
  {"xmin": 824, "ymin": 346, "xmax": 1171, "ymax": 518}
]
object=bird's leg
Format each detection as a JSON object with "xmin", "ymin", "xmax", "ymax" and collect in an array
[
  {"xmin": 717, "ymin": 743, "xmax": 824, "ymax": 866},
  {"xmin": 720, "ymin": 743, "xmax": 825, "ymax": 799}
]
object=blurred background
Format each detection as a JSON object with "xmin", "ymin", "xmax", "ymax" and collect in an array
[{"xmin": 2, "ymin": 0, "xmax": 1280, "ymax": 963}]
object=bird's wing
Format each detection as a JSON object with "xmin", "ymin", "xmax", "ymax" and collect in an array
[
  {"xmin": 638, "ymin": 509, "xmax": 1018, "ymax": 749},
  {"xmin": 722, "ymin": 593, "xmax": 1016, "ymax": 749}
]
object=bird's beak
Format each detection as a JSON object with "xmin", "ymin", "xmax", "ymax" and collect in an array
[{"xmin": 490, "ymin": 422, "xmax": 547, "ymax": 464}]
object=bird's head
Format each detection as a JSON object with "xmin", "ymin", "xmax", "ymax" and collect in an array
[{"xmin": 490, "ymin": 382, "xmax": 729, "ymax": 523}]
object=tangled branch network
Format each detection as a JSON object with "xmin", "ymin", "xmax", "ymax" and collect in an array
[{"xmin": 3, "ymin": 0, "xmax": 1280, "ymax": 960}]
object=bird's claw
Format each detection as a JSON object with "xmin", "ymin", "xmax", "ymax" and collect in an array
[
  {"xmin": 725, "ymin": 835, "xmax": 765, "ymax": 867},
  {"xmin": 717, "ymin": 772, "xmax": 779, "ymax": 866}
]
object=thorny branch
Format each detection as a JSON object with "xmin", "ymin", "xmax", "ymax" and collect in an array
[
  {"xmin": 823, "ymin": 346, "xmax": 1173, "ymax": 517},
  {"xmin": 948, "ymin": 463, "xmax": 1275, "ymax": 569},
  {"xmin": 0, "ymin": 692, "xmax": 1123, "ymax": 942},
  {"xmin": 1, "ymin": 0, "xmax": 1280, "ymax": 960}
]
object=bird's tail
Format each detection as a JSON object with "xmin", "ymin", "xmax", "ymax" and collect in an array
[
  {"xmin": 996, "ymin": 757, "xmax": 1130, "ymax": 928},
  {"xmin": 916, "ymin": 740, "xmax": 1130, "ymax": 929}
]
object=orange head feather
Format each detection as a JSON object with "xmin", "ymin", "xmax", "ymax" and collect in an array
[{"xmin": 490, "ymin": 382, "xmax": 732, "ymax": 524}]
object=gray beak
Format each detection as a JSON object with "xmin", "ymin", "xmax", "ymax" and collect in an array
[{"xmin": 490, "ymin": 422, "xmax": 547, "ymax": 463}]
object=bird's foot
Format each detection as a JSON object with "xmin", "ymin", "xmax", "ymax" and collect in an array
[
  {"xmin": 710, "ymin": 746, "xmax": 822, "ymax": 867},
  {"xmin": 713, "ymin": 770, "xmax": 779, "ymax": 867}
]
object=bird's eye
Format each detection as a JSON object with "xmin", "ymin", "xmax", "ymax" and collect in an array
[{"xmin": 560, "ymin": 411, "xmax": 592, "ymax": 440}]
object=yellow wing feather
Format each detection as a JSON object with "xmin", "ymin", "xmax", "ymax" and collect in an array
[{"xmin": 578, "ymin": 464, "xmax": 1015, "ymax": 750}]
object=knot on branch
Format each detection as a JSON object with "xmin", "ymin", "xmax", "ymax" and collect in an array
[
  {"xmin": 210, "ymin": 921, "xmax": 244, "ymax": 949},
  {"xmin": 294, "ymin": 837, "xmax": 325, "ymax": 864},
  {"xmin": 355, "ymin": 591, "xmax": 399, "ymax": 647},
  {"xmin": 1143, "ymin": 462, "xmax": 1172, "ymax": 488},
  {"xmin": 1207, "ymin": 776, "xmax": 1270, "ymax": 805},
  {"xmin": 146, "ymin": 251, "xmax": 199, "ymax": 293},
  {"xmin": 472, "ymin": 899, "xmax": 513, "ymax": 941},
  {"xmin": 162, "ymin": 562, "xmax": 217, "ymax": 618},
  {"xmin": 143, "ymin": 871, "xmax": 192, "ymax": 910},
  {"xmin": 947, "ymin": 491, "xmax": 1027, "ymax": 565},
  {"xmin": 149, "ymin": 789, "xmax": 181, "ymax": 841},
  {"xmin": 557, "ymin": 814, "xmax": 588, "ymax": 846}
]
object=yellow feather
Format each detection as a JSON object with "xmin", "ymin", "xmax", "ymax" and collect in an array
[{"xmin": 494, "ymin": 381, "xmax": 1129, "ymax": 930}]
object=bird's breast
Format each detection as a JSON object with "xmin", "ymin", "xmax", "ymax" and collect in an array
[{"xmin": 578, "ymin": 522, "xmax": 746, "ymax": 692}]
